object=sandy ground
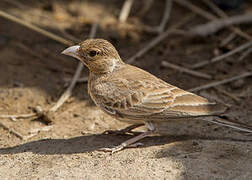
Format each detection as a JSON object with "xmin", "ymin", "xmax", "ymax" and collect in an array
[{"xmin": 0, "ymin": 0, "xmax": 252, "ymax": 179}]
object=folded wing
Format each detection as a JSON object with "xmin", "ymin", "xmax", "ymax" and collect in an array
[{"xmin": 92, "ymin": 65, "xmax": 226, "ymax": 121}]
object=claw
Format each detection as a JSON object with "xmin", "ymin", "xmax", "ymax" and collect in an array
[
  {"xmin": 99, "ymin": 130, "xmax": 153, "ymax": 153},
  {"xmin": 99, "ymin": 145, "xmax": 125, "ymax": 154},
  {"xmin": 102, "ymin": 124, "xmax": 144, "ymax": 135},
  {"xmin": 99, "ymin": 142, "xmax": 144, "ymax": 154},
  {"xmin": 102, "ymin": 129, "xmax": 141, "ymax": 136},
  {"xmin": 102, "ymin": 130, "xmax": 125, "ymax": 135},
  {"xmin": 128, "ymin": 142, "xmax": 144, "ymax": 148}
]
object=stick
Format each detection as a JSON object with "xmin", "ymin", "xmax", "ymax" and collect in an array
[
  {"xmin": 161, "ymin": 61, "xmax": 212, "ymax": 79},
  {"xmin": 201, "ymin": 0, "xmax": 251, "ymax": 40},
  {"xmin": 58, "ymin": 28, "xmax": 81, "ymax": 43},
  {"xmin": 50, "ymin": 23, "xmax": 98, "ymax": 112},
  {"xmin": 14, "ymin": 42, "xmax": 74, "ymax": 74},
  {"xmin": 174, "ymin": 0, "xmax": 252, "ymax": 40},
  {"xmin": 220, "ymin": 33, "xmax": 236, "ymax": 47},
  {"xmin": 29, "ymin": 125, "xmax": 54, "ymax": 134},
  {"xmin": 2, "ymin": 0, "xmax": 29, "ymax": 9},
  {"xmin": 188, "ymin": 72, "xmax": 252, "ymax": 92},
  {"xmin": 156, "ymin": 0, "xmax": 173, "ymax": 33},
  {"xmin": 64, "ymin": 76, "xmax": 88, "ymax": 86},
  {"xmin": 201, "ymin": 0, "xmax": 227, "ymax": 18},
  {"xmin": 2, "ymin": 0, "xmax": 52, "ymax": 20},
  {"xmin": 213, "ymin": 87, "xmax": 240, "ymax": 103},
  {"xmin": 138, "ymin": 0, "xmax": 153, "ymax": 17},
  {"xmin": 198, "ymin": 91, "xmax": 232, "ymax": 108},
  {"xmin": 0, "ymin": 10, "xmax": 73, "ymax": 46},
  {"xmin": 0, "ymin": 122, "xmax": 25, "ymax": 140},
  {"xmin": 202, "ymin": 0, "xmax": 252, "ymax": 41},
  {"xmin": 126, "ymin": 14, "xmax": 195, "ymax": 64},
  {"xmin": 0, "ymin": 107, "xmax": 47, "ymax": 122},
  {"xmin": 238, "ymin": 47, "xmax": 252, "ymax": 61},
  {"xmin": 0, "ymin": 113, "xmax": 36, "ymax": 119},
  {"xmin": 15, "ymin": 42, "xmax": 44, "ymax": 60},
  {"xmin": 191, "ymin": 41, "xmax": 252, "ymax": 69},
  {"xmin": 174, "ymin": 0, "xmax": 215, "ymax": 20},
  {"xmin": 119, "ymin": 0, "xmax": 134, "ymax": 23},
  {"xmin": 189, "ymin": 13, "xmax": 252, "ymax": 36}
]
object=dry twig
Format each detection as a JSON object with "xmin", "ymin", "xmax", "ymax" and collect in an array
[
  {"xmin": 174, "ymin": 0, "xmax": 252, "ymax": 40},
  {"xmin": 156, "ymin": 0, "xmax": 173, "ymax": 33},
  {"xmin": 201, "ymin": 0, "xmax": 252, "ymax": 40},
  {"xmin": 161, "ymin": 61, "xmax": 212, "ymax": 79},
  {"xmin": 238, "ymin": 47, "xmax": 252, "ymax": 61},
  {"xmin": 64, "ymin": 77, "xmax": 88, "ymax": 87},
  {"xmin": 189, "ymin": 72, "xmax": 252, "ymax": 92},
  {"xmin": 201, "ymin": 0, "xmax": 226, "ymax": 17},
  {"xmin": 0, "ymin": 10, "xmax": 73, "ymax": 46},
  {"xmin": 220, "ymin": 33, "xmax": 236, "ymax": 47},
  {"xmin": 0, "ymin": 106, "xmax": 50, "ymax": 139},
  {"xmin": 213, "ymin": 87, "xmax": 240, "ymax": 103},
  {"xmin": 58, "ymin": 28, "xmax": 80, "ymax": 43},
  {"xmin": 140, "ymin": 0, "xmax": 173, "ymax": 34},
  {"xmin": 0, "ymin": 113, "xmax": 36, "ymax": 119},
  {"xmin": 198, "ymin": 91, "xmax": 232, "ymax": 108},
  {"xmin": 119, "ymin": 0, "xmax": 173, "ymax": 33},
  {"xmin": 138, "ymin": 0, "xmax": 153, "ymax": 17},
  {"xmin": 119, "ymin": 0, "xmax": 134, "ymax": 23},
  {"xmin": 189, "ymin": 13, "xmax": 252, "ymax": 37},
  {"xmin": 28, "ymin": 125, "xmax": 54, "ymax": 136},
  {"xmin": 2, "ymin": 0, "xmax": 51, "ymax": 20},
  {"xmin": 14, "ymin": 42, "xmax": 75, "ymax": 74},
  {"xmin": 127, "ymin": 14, "xmax": 195, "ymax": 64},
  {"xmin": 2, "ymin": 0, "xmax": 28, "ymax": 9},
  {"xmin": 15, "ymin": 42, "xmax": 44, "ymax": 60},
  {"xmin": 192, "ymin": 41, "xmax": 252, "ymax": 69},
  {"xmin": 174, "ymin": 0, "xmax": 215, "ymax": 19},
  {"xmin": 0, "ymin": 122, "xmax": 25, "ymax": 140}
]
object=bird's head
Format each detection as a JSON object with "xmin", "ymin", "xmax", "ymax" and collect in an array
[{"xmin": 62, "ymin": 39, "xmax": 123, "ymax": 74}]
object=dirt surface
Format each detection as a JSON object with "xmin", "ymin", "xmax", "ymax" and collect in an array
[{"xmin": 0, "ymin": 0, "xmax": 252, "ymax": 179}]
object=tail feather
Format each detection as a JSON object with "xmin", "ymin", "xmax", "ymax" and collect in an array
[{"xmin": 204, "ymin": 116, "xmax": 252, "ymax": 133}]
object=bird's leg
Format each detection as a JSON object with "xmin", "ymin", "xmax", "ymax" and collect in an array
[
  {"xmin": 100, "ymin": 122, "xmax": 155, "ymax": 154},
  {"xmin": 100, "ymin": 130, "xmax": 153, "ymax": 154},
  {"xmin": 102, "ymin": 123, "xmax": 144, "ymax": 135}
]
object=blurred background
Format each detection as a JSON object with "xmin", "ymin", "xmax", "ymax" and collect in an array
[{"xmin": 0, "ymin": 0, "xmax": 252, "ymax": 179}]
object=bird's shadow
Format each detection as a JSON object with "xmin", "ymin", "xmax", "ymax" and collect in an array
[{"xmin": 0, "ymin": 133, "xmax": 251, "ymax": 155}]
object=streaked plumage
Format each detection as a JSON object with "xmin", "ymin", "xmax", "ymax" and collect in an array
[
  {"xmin": 88, "ymin": 64, "xmax": 225, "ymax": 122},
  {"xmin": 62, "ymin": 39, "xmax": 252, "ymax": 153}
]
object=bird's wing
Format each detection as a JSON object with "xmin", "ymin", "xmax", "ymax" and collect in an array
[{"xmin": 92, "ymin": 65, "xmax": 226, "ymax": 120}]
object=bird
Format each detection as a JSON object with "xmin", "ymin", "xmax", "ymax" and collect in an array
[{"xmin": 62, "ymin": 38, "xmax": 252, "ymax": 153}]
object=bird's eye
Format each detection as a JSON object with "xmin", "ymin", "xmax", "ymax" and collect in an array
[{"xmin": 89, "ymin": 50, "xmax": 97, "ymax": 57}]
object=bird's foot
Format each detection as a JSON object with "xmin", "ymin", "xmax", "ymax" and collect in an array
[
  {"xmin": 99, "ymin": 142, "xmax": 144, "ymax": 154},
  {"xmin": 102, "ymin": 129, "xmax": 141, "ymax": 136},
  {"xmin": 102, "ymin": 124, "xmax": 144, "ymax": 135},
  {"xmin": 102, "ymin": 129, "xmax": 126, "ymax": 135},
  {"xmin": 100, "ymin": 130, "xmax": 152, "ymax": 154}
]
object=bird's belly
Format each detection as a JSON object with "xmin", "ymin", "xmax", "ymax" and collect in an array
[
  {"xmin": 100, "ymin": 107, "xmax": 145, "ymax": 124},
  {"xmin": 115, "ymin": 115, "xmax": 145, "ymax": 124}
]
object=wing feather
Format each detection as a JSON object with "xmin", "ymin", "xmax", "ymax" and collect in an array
[{"xmin": 90, "ymin": 65, "xmax": 226, "ymax": 121}]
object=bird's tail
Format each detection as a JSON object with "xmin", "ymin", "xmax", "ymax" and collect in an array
[{"xmin": 204, "ymin": 116, "xmax": 252, "ymax": 133}]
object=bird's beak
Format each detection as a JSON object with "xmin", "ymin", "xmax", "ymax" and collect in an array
[{"xmin": 61, "ymin": 45, "xmax": 82, "ymax": 61}]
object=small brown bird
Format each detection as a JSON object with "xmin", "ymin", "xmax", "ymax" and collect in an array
[{"xmin": 62, "ymin": 39, "xmax": 252, "ymax": 153}]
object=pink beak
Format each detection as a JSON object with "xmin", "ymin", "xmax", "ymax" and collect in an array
[{"xmin": 61, "ymin": 45, "xmax": 82, "ymax": 61}]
